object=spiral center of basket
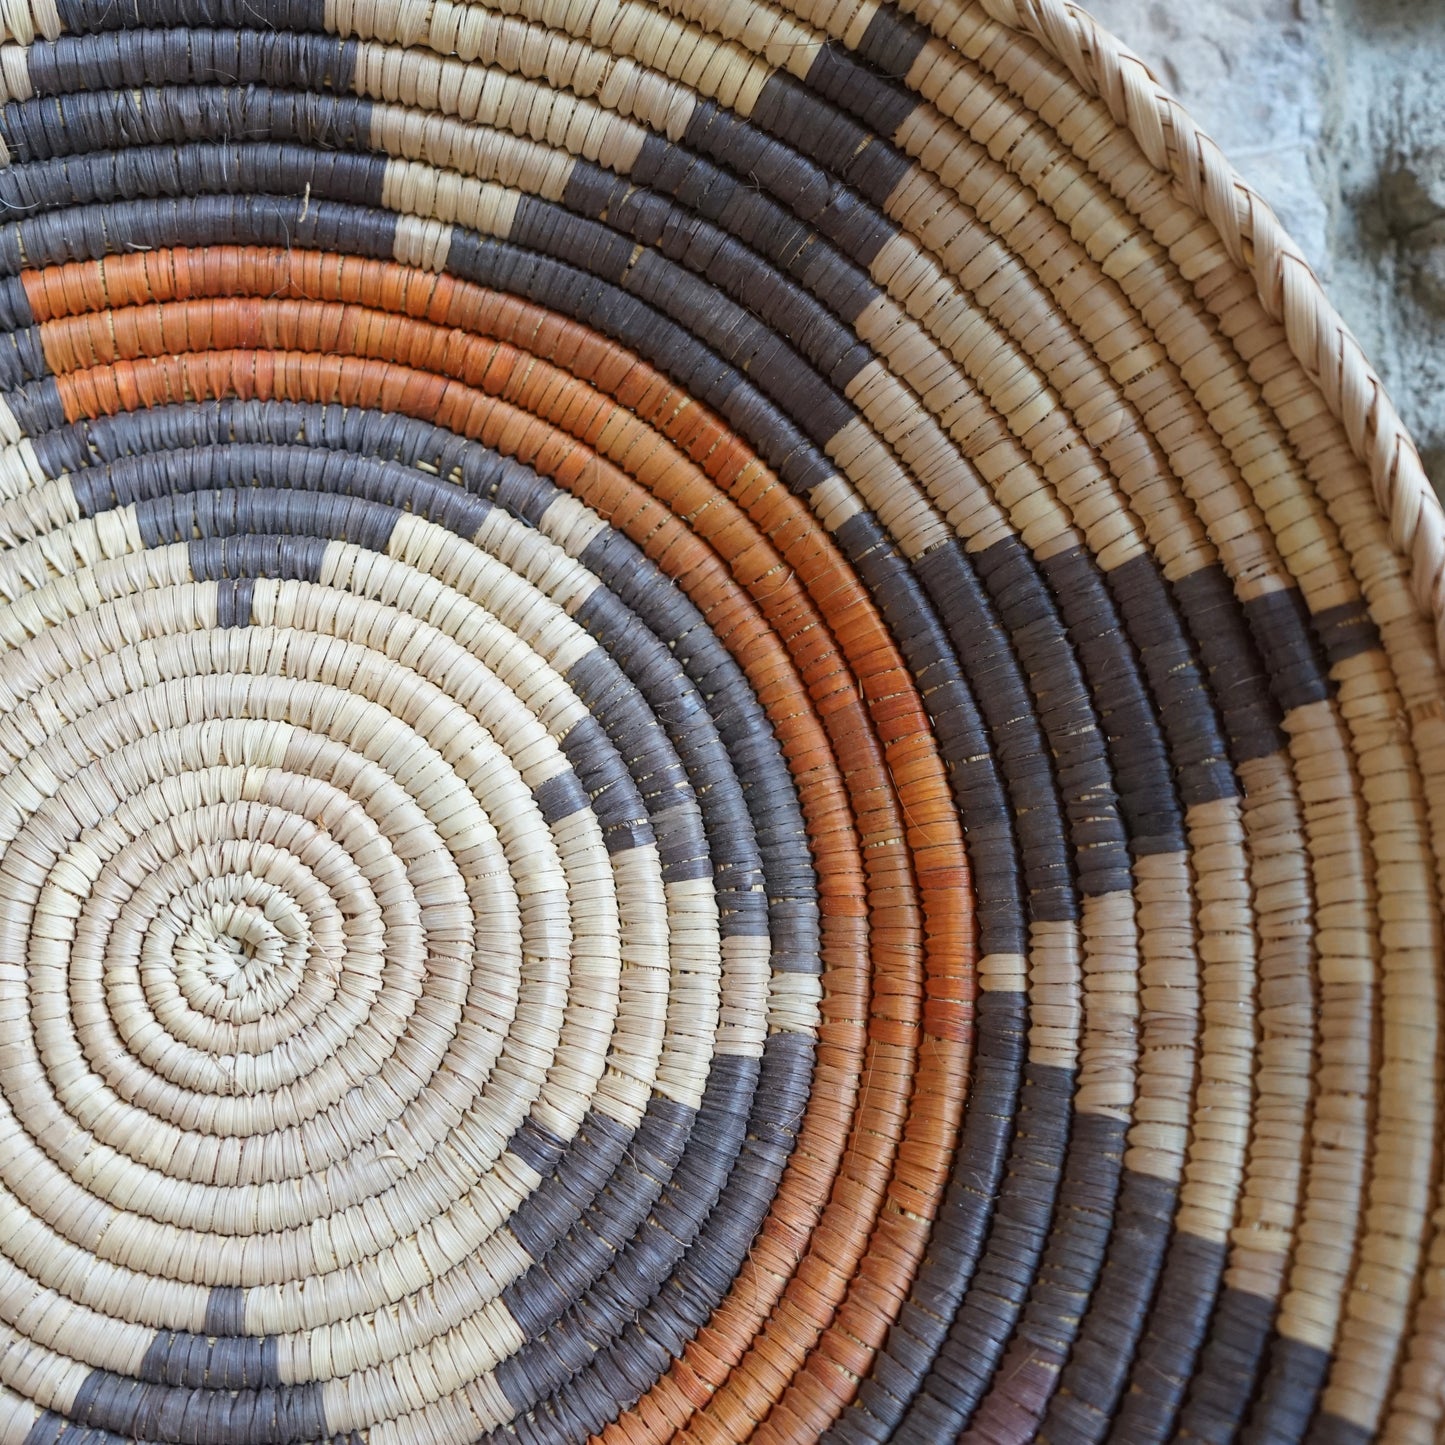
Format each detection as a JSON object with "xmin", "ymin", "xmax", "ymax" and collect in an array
[{"xmin": 169, "ymin": 884, "xmax": 311, "ymax": 1023}]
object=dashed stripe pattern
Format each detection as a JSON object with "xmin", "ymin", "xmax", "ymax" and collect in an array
[{"xmin": 0, "ymin": 2, "xmax": 1435, "ymax": 1444}]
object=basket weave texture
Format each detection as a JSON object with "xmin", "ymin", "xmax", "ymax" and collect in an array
[{"xmin": 0, "ymin": 1, "xmax": 1439, "ymax": 1442}]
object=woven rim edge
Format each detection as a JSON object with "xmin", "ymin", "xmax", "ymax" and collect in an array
[{"xmin": 982, "ymin": 0, "xmax": 1445, "ymax": 667}]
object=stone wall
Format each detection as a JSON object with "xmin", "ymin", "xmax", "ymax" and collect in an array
[{"xmin": 1086, "ymin": 0, "xmax": 1445, "ymax": 489}]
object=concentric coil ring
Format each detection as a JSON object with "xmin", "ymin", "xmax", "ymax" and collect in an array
[{"xmin": 0, "ymin": 2, "xmax": 1437, "ymax": 1444}]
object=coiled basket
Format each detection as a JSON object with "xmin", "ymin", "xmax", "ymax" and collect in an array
[{"xmin": 0, "ymin": 0, "xmax": 1439, "ymax": 1442}]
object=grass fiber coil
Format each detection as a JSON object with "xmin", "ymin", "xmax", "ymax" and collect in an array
[{"xmin": 0, "ymin": 1, "xmax": 1439, "ymax": 1442}]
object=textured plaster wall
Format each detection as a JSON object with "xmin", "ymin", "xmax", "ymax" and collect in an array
[{"xmin": 1085, "ymin": 0, "xmax": 1445, "ymax": 488}]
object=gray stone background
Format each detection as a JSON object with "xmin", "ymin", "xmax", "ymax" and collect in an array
[{"xmin": 1086, "ymin": 0, "xmax": 1445, "ymax": 491}]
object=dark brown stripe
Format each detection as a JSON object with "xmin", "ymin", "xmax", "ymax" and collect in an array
[
  {"xmin": 213, "ymin": 576, "xmax": 254, "ymax": 626},
  {"xmin": 1040, "ymin": 1169, "xmax": 1180, "ymax": 1443},
  {"xmin": 1172, "ymin": 563, "xmax": 1288, "ymax": 765},
  {"xmin": 0, "ymin": 87, "xmax": 373, "ymax": 164},
  {"xmin": 673, "ymin": 104, "xmax": 900, "ymax": 267},
  {"xmin": 856, "ymin": 5, "xmax": 932, "ymax": 83},
  {"xmin": 1313, "ymin": 597, "xmax": 1381, "ymax": 669},
  {"xmin": 203, "ymin": 1289, "xmax": 246, "ymax": 1340},
  {"xmin": 1111, "ymin": 1230, "xmax": 1230, "ymax": 1442},
  {"xmin": 1177, "ymin": 1287, "xmax": 1281, "ymax": 1443},
  {"xmin": 138, "ymin": 1332, "xmax": 279, "ymax": 1391},
  {"xmin": 1241, "ymin": 586, "xmax": 1335, "ymax": 714},
  {"xmin": 506, "ymin": 1117, "xmax": 569, "ymax": 1180},
  {"xmin": 28, "ymin": 29, "xmax": 356, "ymax": 95},
  {"xmin": 52, "ymin": 0, "xmax": 327, "ymax": 33},
  {"xmin": 487, "ymin": 1032, "xmax": 813, "ymax": 1444},
  {"xmin": 1244, "ymin": 1333, "xmax": 1335, "ymax": 1445},
  {"xmin": 54, "ymin": 1367, "xmax": 327, "ymax": 1444},
  {"xmin": 187, "ymin": 535, "xmax": 331, "ymax": 586},
  {"xmin": 888, "ymin": 1061, "xmax": 1077, "ymax": 1442}
]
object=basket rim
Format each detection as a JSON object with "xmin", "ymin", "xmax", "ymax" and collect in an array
[
  {"xmin": 0, "ymin": 0, "xmax": 1435, "ymax": 665},
  {"xmin": 983, "ymin": 0, "xmax": 1445, "ymax": 667}
]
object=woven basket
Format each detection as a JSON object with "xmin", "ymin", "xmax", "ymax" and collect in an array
[{"xmin": 0, "ymin": 0, "xmax": 1439, "ymax": 1441}]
